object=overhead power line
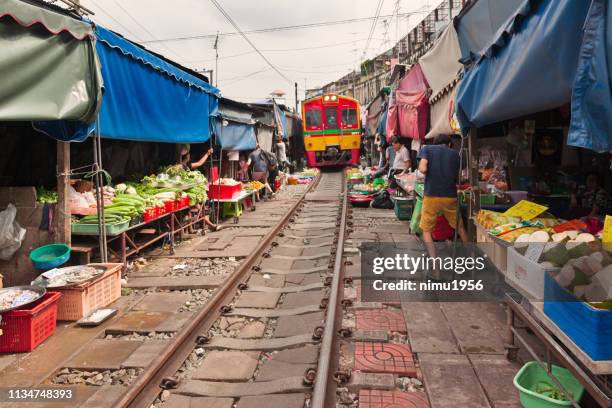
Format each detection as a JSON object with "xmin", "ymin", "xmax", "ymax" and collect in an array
[
  {"xmin": 362, "ymin": 0, "xmax": 385, "ymax": 60},
  {"xmin": 208, "ymin": 0, "xmax": 291, "ymax": 83},
  {"xmin": 139, "ymin": 11, "xmax": 427, "ymax": 44}
]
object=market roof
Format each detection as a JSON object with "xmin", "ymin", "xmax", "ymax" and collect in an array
[{"xmin": 456, "ymin": 0, "xmax": 591, "ymax": 130}]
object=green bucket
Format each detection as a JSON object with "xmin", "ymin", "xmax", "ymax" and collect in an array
[{"xmin": 513, "ymin": 362, "xmax": 584, "ymax": 408}]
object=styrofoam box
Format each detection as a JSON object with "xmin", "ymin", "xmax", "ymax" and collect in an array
[{"xmin": 506, "ymin": 247, "xmax": 560, "ymax": 301}]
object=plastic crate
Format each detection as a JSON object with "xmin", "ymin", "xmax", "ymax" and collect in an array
[
  {"xmin": 394, "ymin": 198, "xmax": 414, "ymax": 220},
  {"xmin": 54, "ymin": 264, "xmax": 122, "ymax": 321},
  {"xmin": 180, "ymin": 196, "xmax": 190, "ymax": 208},
  {"xmin": 143, "ymin": 206, "xmax": 158, "ymax": 222},
  {"xmin": 71, "ymin": 220, "xmax": 130, "ymax": 236},
  {"xmin": 480, "ymin": 193, "xmax": 496, "ymax": 205},
  {"xmin": 513, "ymin": 361, "xmax": 584, "ymax": 407},
  {"xmin": 544, "ymin": 274, "xmax": 612, "ymax": 361},
  {"xmin": 164, "ymin": 200, "xmax": 176, "ymax": 213},
  {"xmin": 157, "ymin": 204, "xmax": 166, "ymax": 217},
  {"xmin": 0, "ymin": 292, "xmax": 62, "ymax": 353},
  {"xmin": 208, "ymin": 183, "xmax": 241, "ymax": 199}
]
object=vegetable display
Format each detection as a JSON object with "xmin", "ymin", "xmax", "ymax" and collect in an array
[{"xmin": 36, "ymin": 187, "xmax": 58, "ymax": 204}]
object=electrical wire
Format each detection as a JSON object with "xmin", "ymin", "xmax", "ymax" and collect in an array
[
  {"xmin": 110, "ymin": 0, "xmax": 183, "ymax": 61},
  {"xmin": 139, "ymin": 11, "xmax": 427, "ymax": 44},
  {"xmin": 209, "ymin": 0, "xmax": 292, "ymax": 83},
  {"xmin": 88, "ymin": 0, "xmax": 143, "ymax": 41},
  {"xmin": 362, "ymin": 0, "xmax": 385, "ymax": 60}
]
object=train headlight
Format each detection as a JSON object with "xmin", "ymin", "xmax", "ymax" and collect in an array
[
  {"xmin": 331, "ymin": 95, "xmax": 337, "ymax": 101},
  {"xmin": 323, "ymin": 95, "xmax": 330, "ymax": 102}
]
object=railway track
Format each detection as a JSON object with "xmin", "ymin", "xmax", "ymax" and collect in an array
[
  {"xmin": 117, "ymin": 170, "xmax": 347, "ymax": 407},
  {"xmin": 3, "ymin": 172, "xmax": 347, "ymax": 408}
]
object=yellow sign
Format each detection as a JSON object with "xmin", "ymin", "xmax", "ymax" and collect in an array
[
  {"xmin": 603, "ymin": 215, "xmax": 612, "ymax": 244},
  {"xmin": 503, "ymin": 200, "xmax": 548, "ymax": 220}
]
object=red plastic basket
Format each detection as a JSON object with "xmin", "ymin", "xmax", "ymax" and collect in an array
[
  {"xmin": 0, "ymin": 292, "xmax": 61, "ymax": 353},
  {"xmin": 164, "ymin": 200, "xmax": 176, "ymax": 213},
  {"xmin": 181, "ymin": 196, "xmax": 190, "ymax": 208},
  {"xmin": 208, "ymin": 183, "xmax": 241, "ymax": 199},
  {"xmin": 143, "ymin": 206, "xmax": 158, "ymax": 222},
  {"xmin": 157, "ymin": 204, "xmax": 166, "ymax": 217}
]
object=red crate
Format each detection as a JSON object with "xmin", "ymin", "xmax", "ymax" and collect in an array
[
  {"xmin": 143, "ymin": 206, "xmax": 158, "ymax": 222},
  {"xmin": 181, "ymin": 196, "xmax": 190, "ymax": 208},
  {"xmin": 164, "ymin": 200, "xmax": 176, "ymax": 213},
  {"xmin": 157, "ymin": 204, "xmax": 166, "ymax": 217},
  {"xmin": 208, "ymin": 183, "xmax": 241, "ymax": 199},
  {"xmin": 0, "ymin": 292, "xmax": 61, "ymax": 353}
]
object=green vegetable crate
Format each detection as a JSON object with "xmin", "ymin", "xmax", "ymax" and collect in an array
[
  {"xmin": 393, "ymin": 197, "xmax": 413, "ymax": 220},
  {"xmin": 513, "ymin": 362, "xmax": 584, "ymax": 408},
  {"xmin": 71, "ymin": 220, "xmax": 130, "ymax": 236}
]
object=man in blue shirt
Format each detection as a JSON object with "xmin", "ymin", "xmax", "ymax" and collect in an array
[{"xmin": 417, "ymin": 135, "xmax": 468, "ymax": 263}]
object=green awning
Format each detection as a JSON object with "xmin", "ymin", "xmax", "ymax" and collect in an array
[{"xmin": 0, "ymin": 0, "xmax": 102, "ymax": 122}]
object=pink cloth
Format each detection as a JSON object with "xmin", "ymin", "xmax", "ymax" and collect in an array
[{"xmin": 386, "ymin": 64, "xmax": 429, "ymax": 141}]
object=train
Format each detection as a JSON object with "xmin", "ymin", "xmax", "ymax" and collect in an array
[{"xmin": 302, "ymin": 94, "xmax": 362, "ymax": 167}]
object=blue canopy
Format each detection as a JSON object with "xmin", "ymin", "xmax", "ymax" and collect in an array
[
  {"xmin": 215, "ymin": 117, "xmax": 257, "ymax": 151},
  {"xmin": 456, "ymin": 0, "xmax": 591, "ymax": 130},
  {"xmin": 455, "ymin": 0, "xmax": 524, "ymax": 63},
  {"xmin": 94, "ymin": 26, "xmax": 220, "ymax": 143},
  {"xmin": 568, "ymin": 0, "xmax": 612, "ymax": 153}
]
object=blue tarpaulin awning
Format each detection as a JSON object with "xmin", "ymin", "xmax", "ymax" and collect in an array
[
  {"xmin": 215, "ymin": 116, "xmax": 257, "ymax": 151},
  {"xmin": 456, "ymin": 0, "xmax": 591, "ymax": 131},
  {"xmin": 95, "ymin": 26, "xmax": 220, "ymax": 143},
  {"xmin": 568, "ymin": 0, "xmax": 612, "ymax": 153}
]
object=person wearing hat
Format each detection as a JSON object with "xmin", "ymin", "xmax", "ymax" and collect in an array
[
  {"xmin": 179, "ymin": 144, "xmax": 213, "ymax": 171},
  {"xmin": 177, "ymin": 144, "xmax": 220, "ymax": 232}
]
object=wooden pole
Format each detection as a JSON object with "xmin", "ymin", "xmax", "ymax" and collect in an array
[{"xmin": 56, "ymin": 141, "xmax": 71, "ymax": 246}]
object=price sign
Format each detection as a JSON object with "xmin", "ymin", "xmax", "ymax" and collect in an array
[
  {"xmin": 503, "ymin": 200, "xmax": 548, "ymax": 220},
  {"xmin": 603, "ymin": 215, "xmax": 612, "ymax": 249},
  {"xmin": 524, "ymin": 242, "xmax": 546, "ymax": 263}
]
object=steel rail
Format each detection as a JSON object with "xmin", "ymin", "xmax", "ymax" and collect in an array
[
  {"xmin": 116, "ymin": 172, "xmax": 323, "ymax": 408},
  {"xmin": 311, "ymin": 173, "xmax": 348, "ymax": 408}
]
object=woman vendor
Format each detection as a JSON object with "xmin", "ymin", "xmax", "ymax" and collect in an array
[
  {"xmin": 178, "ymin": 144, "xmax": 220, "ymax": 232},
  {"xmin": 569, "ymin": 172, "xmax": 611, "ymax": 218}
]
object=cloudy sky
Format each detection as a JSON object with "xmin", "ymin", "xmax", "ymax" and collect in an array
[{"xmin": 80, "ymin": 0, "xmax": 434, "ymax": 108}]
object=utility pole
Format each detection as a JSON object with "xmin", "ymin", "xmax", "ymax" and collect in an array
[
  {"xmin": 294, "ymin": 82, "xmax": 298, "ymax": 113},
  {"xmin": 213, "ymin": 33, "xmax": 219, "ymax": 87}
]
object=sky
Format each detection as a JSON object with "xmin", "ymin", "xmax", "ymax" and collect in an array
[{"xmin": 80, "ymin": 0, "xmax": 434, "ymax": 109}]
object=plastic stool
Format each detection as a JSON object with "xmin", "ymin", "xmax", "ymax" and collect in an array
[
  {"xmin": 222, "ymin": 202, "xmax": 243, "ymax": 218},
  {"xmin": 243, "ymin": 197, "xmax": 253, "ymax": 210}
]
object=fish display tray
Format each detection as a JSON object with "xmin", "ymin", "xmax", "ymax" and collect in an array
[{"xmin": 53, "ymin": 264, "xmax": 122, "ymax": 321}]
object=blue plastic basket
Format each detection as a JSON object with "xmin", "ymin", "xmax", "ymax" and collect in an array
[
  {"xmin": 29, "ymin": 244, "xmax": 70, "ymax": 270},
  {"xmin": 544, "ymin": 273, "xmax": 612, "ymax": 361}
]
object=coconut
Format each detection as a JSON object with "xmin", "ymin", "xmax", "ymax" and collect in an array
[
  {"xmin": 566, "ymin": 231, "xmax": 579, "ymax": 240},
  {"xmin": 551, "ymin": 232, "xmax": 569, "ymax": 243},
  {"xmin": 555, "ymin": 263, "xmax": 590, "ymax": 290},
  {"xmin": 585, "ymin": 283, "xmax": 609, "ymax": 303},
  {"xmin": 583, "ymin": 253, "xmax": 604, "ymax": 276},
  {"xmin": 576, "ymin": 233, "xmax": 596, "ymax": 243},
  {"xmin": 573, "ymin": 285, "xmax": 588, "ymax": 300},
  {"xmin": 542, "ymin": 242, "xmax": 570, "ymax": 267},
  {"xmin": 591, "ymin": 265, "xmax": 612, "ymax": 299},
  {"xmin": 513, "ymin": 233, "xmax": 531, "ymax": 255},
  {"xmin": 600, "ymin": 251, "xmax": 612, "ymax": 267},
  {"xmin": 566, "ymin": 240, "xmax": 593, "ymax": 259},
  {"xmin": 529, "ymin": 230, "xmax": 550, "ymax": 243}
]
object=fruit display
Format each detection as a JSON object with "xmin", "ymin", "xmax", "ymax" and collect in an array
[{"xmin": 242, "ymin": 181, "xmax": 265, "ymax": 192}]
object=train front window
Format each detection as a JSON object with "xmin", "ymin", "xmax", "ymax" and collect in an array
[
  {"xmin": 341, "ymin": 108, "xmax": 358, "ymax": 127},
  {"xmin": 325, "ymin": 107, "xmax": 338, "ymax": 129},
  {"xmin": 305, "ymin": 109, "xmax": 322, "ymax": 128}
]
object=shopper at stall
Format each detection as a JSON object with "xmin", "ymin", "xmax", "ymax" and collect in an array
[
  {"xmin": 177, "ymin": 144, "xmax": 220, "ymax": 232},
  {"xmin": 244, "ymin": 144, "xmax": 274, "ymax": 197},
  {"xmin": 179, "ymin": 144, "xmax": 213, "ymax": 171},
  {"xmin": 417, "ymin": 134, "xmax": 468, "ymax": 277},
  {"xmin": 373, "ymin": 144, "xmax": 396, "ymax": 179},
  {"xmin": 568, "ymin": 172, "xmax": 611, "ymax": 217},
  {"xmin": 391, "ymin": 136, "xmax": 411, "ymax": 174},
  {"xmin": 275, "ymin": 135, "xmax": 290, "ymax": 171}
]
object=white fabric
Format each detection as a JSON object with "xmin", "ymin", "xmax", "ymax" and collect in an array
[
  {"xmin": 276, "ymin": 142, "xmax": 287, "ymax": 163},
  {"xmin": 426, "ymin": 86, "xmax": 459, "ymax": 140},
  {"xmin": 418, "ymin": 23, "xmax": 462, "ymax": 97},
  {"xmin": 257, "ymin": 127, "xmax": 274, "ymax": 152},
  {"xmin": 393, "ymin": 145, "xmax": 410, "ymax": 170}
]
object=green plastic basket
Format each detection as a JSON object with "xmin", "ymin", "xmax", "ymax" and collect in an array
[
  {"xmin": 394, "ymin": 198, "xmax": 414, "ymax": 221},
  {"xmin": 513, "ymin": 362, "xmax": 584, "ymax": 408},
  {"xmin": 480, "ymin": 193, "xmax": 496, "ymax": 205},
  {"xmin": 71, "ymin": 220, "xmax": 130, "ymax": 236}
]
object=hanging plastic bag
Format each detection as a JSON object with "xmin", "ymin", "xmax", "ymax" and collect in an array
[{"xmin": 0, "ymin": 204, "xmax": 26, "ymax": 260}]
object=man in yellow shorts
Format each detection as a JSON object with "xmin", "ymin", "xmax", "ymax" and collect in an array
[{"xmin": 417, "ymin": 135, "xmax": 468, "ymax": 267}]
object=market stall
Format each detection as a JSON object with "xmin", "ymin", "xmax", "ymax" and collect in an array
[{"xmin": 454, "ymin": 0, "xmax": 612, "ymax": 405}]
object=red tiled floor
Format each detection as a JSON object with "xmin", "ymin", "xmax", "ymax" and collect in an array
[
  {"xmin": 357, "ymin": 285, "xmax": 401, "ymax": 305},
  {"xmin": 354, "ymin": 342, "xmax": 416, "ymax": 376},
  {"xmin": 355, "ymin": 309, "xmax": 407, "ymax": 333},
  {"xmin": 359, "ymin": 389, "xmax": 429, "ymax": 408}
]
